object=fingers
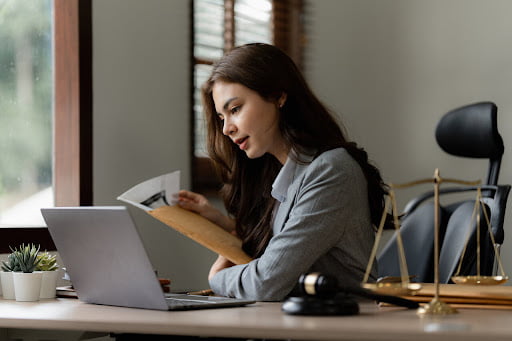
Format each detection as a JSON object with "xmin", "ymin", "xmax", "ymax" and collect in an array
[
  {"xmin": 177, "ymin": 190, "xmax": 205, "ymax": 204},
  {"xmin": 177, "ymin": 190, "xmax": 210, "ymax": 215},
  {"xmin": 176, "ymin": 190, "xmax": 230, "ymax": 229},
  {"xmin": 178, "ymin": 200, "xmax": 203, "ymax": 215}
]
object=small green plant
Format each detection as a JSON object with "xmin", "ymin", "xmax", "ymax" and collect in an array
[
  {"xmin": 10, "ymin": 243, "xmax": 42, "ymax": 273},
  {"xmin": 36, "ymin": 251, "xmax": 58, "ymax": 271},
  {"xmin": 1, "ymin": 252, "xmax": 21, "ymax": 272}
]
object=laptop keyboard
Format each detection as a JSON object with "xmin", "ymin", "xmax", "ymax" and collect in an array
[
  {"xmin": 164, "ymin": 293, "xmax": 254, "ymax": 310},
  {"xmin": 166, "ymin": 298, "xmax": 213, "ymax": 309}
]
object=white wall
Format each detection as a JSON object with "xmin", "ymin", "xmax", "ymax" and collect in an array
[
  {"xmin": 304, "ymin": 0, "xmax": 512, "ymax": 278},
  {"xmin": 92, "ymin": 0, "xmax": 215, "ymax": 291}
]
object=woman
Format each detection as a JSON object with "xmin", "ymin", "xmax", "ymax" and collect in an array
[{"xmin": 178, "ymin": 43, "xmax": 388, "ymax": 301}]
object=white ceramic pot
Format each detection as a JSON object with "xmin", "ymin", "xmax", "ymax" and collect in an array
[
  {"xmin": 0, "ymin": 271, "xmax": 15, "ymax": 299},
  {"xmin": 13, "ymin": 272, "xmax": 43, "ymax": 302},
  {"xmin": 40, "ymin": 270, "xmax": 59, "ymax": 299}
]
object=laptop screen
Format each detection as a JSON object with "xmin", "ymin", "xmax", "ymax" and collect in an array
[{"xmin": 41, "ymin": 206, "xmax": 170, "ymax": 310}]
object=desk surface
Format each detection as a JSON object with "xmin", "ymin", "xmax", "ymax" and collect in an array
[{"xmin": 1, "ymin": 298, "xmax": 512, "ymax": 341}]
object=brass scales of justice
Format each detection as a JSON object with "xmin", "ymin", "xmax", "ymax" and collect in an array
[{"xmin": 362, "ymin": 168, "xmax": 508, "ymax": 315}]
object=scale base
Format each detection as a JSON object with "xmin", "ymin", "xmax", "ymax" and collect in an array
[{"xmin": 417, "ymin": 297, "xmax": 458, "ymax": 316}]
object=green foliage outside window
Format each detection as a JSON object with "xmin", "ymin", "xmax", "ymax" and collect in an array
[{"xmin": 0, "ymin": 0, "xmax": 52, "ymax": 213}]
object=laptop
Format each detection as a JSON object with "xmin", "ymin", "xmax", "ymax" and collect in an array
[{"xmin": 41, "ymin": 206, "xmax": 255, "ymax": 311}]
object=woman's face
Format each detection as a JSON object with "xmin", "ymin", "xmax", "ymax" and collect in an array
[{"xmin": 212, "ymin": 80, "xmax": 288, "ymax": 164}]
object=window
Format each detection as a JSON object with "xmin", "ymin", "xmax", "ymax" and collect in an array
[
  {"xmin": 0, "ymin": 0, "xmax": 53, "ymax": 227},
  {"xmin": 0, "ymin": 0, "xmax": 91, "ymax": 252},
  {"xmin": 192, "ymin": 0, "xmax": 303, "ymax": 190}
]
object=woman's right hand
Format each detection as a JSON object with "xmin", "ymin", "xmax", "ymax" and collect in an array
[{"xmin": 177, "ymin": 190, "xmax": 235, "ymax": 232}]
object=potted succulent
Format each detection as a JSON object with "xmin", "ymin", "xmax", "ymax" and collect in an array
[
  {"xmin": 11, "ymin": 243, "xmax": 43, "ymax": 302},
  {"xmin": 36, "ymin": 251, "xmax": 59, "ymax": 299},
  {"xmin": 1, "ymin": 253, "xmax": 20, "ymax": 299}
]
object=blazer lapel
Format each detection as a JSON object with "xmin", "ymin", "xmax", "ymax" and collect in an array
[{"xmin": 272, "ymin": 162, "xmax": 309, "ymax": 234}]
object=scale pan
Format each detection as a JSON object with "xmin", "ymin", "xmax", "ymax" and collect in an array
[
  {"xmin": 451, "ymin": 275, "xmax": 509, "ymax": 285},
  {"xmin": 362, "ymin": 282, "xmax": 422, "ymax": 296}
]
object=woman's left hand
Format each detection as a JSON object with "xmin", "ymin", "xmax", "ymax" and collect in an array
[
  {"xmin": 208, "ymin": 255, "xmax": 235, "ymax": 280},
  {"xmin": 177, "ymin": 190, "xmax": 235, "ymax": 232}
]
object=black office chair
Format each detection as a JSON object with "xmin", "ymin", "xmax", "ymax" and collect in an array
[
  {"xmin": 438, "ymin": 185, "xmax": 510, "ymax": 283},
  {"xmin": 378, "ymin": 101, "xmax": 510, "ymax": 283}
]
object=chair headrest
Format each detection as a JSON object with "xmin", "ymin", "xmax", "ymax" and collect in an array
[{"xmin": 435, "ymin": 102, "xmax": 504, "ymax": 159}]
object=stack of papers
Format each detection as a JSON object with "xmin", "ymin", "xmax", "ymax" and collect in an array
[{"xmin": 400, "ymin": 283, "xmax": 512, "ymax": 309}]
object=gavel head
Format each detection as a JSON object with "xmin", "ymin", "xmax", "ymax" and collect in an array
[
  {"xmin": 298, "ymin": 272, "xmax": 339, "ymax": 298},
  {"xmin": 282, "ymin": 272, "xmax": 360, "ymax": 316}
]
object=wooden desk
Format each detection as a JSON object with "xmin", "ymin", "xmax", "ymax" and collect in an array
[{"xmin": 1, "ymin": 298, "xmax": 512, "ymax": 340}]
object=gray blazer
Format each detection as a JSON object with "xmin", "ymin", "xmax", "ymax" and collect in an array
[{"xmin": 209, "ymin": 148, "xmax": 377, "ymax": 301}]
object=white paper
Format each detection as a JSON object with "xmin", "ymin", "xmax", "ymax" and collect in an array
[{"xmin": 117, "ymin": 171, "xmax": 180, "ymax": 211}]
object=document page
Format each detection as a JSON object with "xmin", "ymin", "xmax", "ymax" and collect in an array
[{"xmin": 117, "ymin": 171, "xmax": 180, "ymax": 211}]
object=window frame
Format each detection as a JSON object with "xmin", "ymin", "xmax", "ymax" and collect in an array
[
  {"xmin": 0, "ymin": 0, "xmax": 92, "ymax": 253},
  {"xmin": 191, "ymin": 0, "xmax": 303, "ymax": 192}
]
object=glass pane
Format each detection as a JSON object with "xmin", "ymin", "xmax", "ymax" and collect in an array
[
  {"xmin": 235, "ymin": 0, "xmax": 272, "ymax": 45},
  {"xmin": 0, "ymin": 0, "xmax": 54, "ymax": 227},
  {"xmin": 194, "ymin": 64, "xmax": 213, "ymax": 157},
  {"xmin": 194, "ymin": 0, "xmax": 224, "ymax": 60}
]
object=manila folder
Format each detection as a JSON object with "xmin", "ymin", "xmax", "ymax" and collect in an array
[{"xmin": 148, "ymin": 205, "xmax": 252, "ymax": 265}]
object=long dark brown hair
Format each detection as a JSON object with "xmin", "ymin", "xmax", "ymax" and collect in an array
[{"xmin": 201, "ymin": 43, "xmax": 388, "ymax": 258}]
